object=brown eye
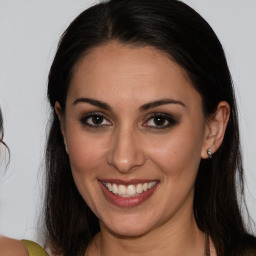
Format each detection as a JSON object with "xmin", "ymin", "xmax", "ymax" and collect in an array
[
  {"xmin": 144, "ymin": 113, "xmax": 177, "ymax": 129},
  {"xmin": 91, "ymin": 115, "xmax": 104, "ymax": 125},
  {"xmin": 152, "ymin": 116, "xmax": 167, "ymax": 127},
  {"xmin": 81, "ymin": 114, "xmax": 111, "ymax": 128}
]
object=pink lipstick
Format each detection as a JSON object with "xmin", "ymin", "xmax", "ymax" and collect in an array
[{"xmin": 99, "ymin": 179, "xmax": 159, "ymax": 207}]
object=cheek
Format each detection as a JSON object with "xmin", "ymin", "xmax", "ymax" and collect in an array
[
  {"xmin": 146, "ymin": 125, "xmax": 204, "ymax": 177},
  {"xmin": 67, "ymin": 135, "xmax": 106, "ymax": 175},
  {"xmin": 65, "ymin": 132, "xmax": 108, "ymax": 214}
]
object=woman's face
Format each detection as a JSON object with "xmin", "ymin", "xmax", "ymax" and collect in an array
[{"xmin": 58, "ymin": 42, "xmax": 209, "ymax": 237}]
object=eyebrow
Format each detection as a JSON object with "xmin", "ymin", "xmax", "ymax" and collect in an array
[
  {"xmin": 139, "ymin": 98, "xmax": 186, "ymax": 111},
  {"xmin": 73, "ymin": 97, "xmax": 185, "ymax": 111},
  {"xmin": 73, "ymin": 98, "xmax": 111, "ymax": 110}
]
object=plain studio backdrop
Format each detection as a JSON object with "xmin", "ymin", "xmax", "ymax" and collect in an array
[{"xmin": 0, "ymin": 0, "xmax": 255, "ymax": 244}]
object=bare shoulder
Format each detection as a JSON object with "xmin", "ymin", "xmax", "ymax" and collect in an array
[{"xmin": 0, "ymin": 236, "xmax": 28, "ymax": 256}]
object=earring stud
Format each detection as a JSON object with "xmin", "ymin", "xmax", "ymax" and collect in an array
[{"xmin": 207, "ymin": 148, "xmax": 212, "ymax": 158}]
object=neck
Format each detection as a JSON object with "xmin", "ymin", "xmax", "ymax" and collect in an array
[{"xmin": 87, "ymin": 202, "xmax": 206, "ymax": 256}]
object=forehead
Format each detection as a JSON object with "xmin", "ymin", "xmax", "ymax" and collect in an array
[{"xmin": 68, "ymin": 41, "xmax": 201, "ymax": 108}]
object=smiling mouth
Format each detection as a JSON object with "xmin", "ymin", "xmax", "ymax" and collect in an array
[{"xmin": 102, "ymin": 181, "xmax": 157, "ymax": 198}]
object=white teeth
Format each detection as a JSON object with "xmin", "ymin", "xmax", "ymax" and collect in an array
[
  {"xmin": 107, "ymin": 183, "xmax": 112, "ymax": 192},
  {"xmin": 136, "ymin": 183, "xmax": 143, "ymax": 194},
  {"xmin": 103, "ymin": 181, "xmax": 157, "ymax": 197},
  {"xmin": 143, "ymin": 183, "xmax": 148, "ymax": 191},
  {"xmin": 119, "ymin": 185, "xmax": 126, "ymax": 195},
  {"xmin": 127, "ymin": 185, "xmax": 136, "ymax": 196},
  {"xmin": 112, "ymin": 184, "xmax": 118, "ymax": 194},
  {"xmin": 148, "ymin": 182, "xmax": 155, "ymax": 189}
]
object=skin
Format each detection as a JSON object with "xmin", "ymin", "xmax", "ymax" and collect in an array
[
  {"xmin": 56, "ymin": 41, "xmax": 229, "ymax": 256},
  {"xmin": 0, "ymin": 236, "xmax": 28, "ymax": 256}
]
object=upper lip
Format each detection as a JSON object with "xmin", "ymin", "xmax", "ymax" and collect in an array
[{"xmin": 99, "ymin": 179, "xmax": 159, "ymax": 185}]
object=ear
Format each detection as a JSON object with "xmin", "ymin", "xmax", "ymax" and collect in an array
[
  {"xmin": 55, "ymin": 101, "xmax": 67, "ymax": 145},
  {"xmin": 201, "ymin": 101, "xmax": 230, "ymax": 159}
]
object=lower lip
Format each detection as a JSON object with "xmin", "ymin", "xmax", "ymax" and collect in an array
[{"xmin": 99, "ymin": 181, "xmax": 159, "ymax": 207}]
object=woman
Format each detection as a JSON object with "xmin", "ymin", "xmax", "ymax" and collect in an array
[
  {"xmin": 45, "ymin": 0, "xmax": 256, "ymax": 255},
  {"xmin": 0, "ymin": 109, "xmax": 47, "ymax": 255}
]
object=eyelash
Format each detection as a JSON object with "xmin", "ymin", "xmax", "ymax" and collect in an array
[
  {"xmin": 143, "ymin": 113, "xmax": 177, "ymax": 129},
  {"xmin": 80, "ymin": 113, "xmax": 111, "ymax": 128},
  {"xmin": 80, "ymin": 112, "xmax": 177, "ymax": 129}
]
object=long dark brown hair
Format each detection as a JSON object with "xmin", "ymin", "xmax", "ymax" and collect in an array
[{"xmin": 45, "ymin": 0, "xmax": 256, "ymax": 255}]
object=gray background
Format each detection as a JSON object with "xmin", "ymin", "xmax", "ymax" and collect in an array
[{"xmin": 0, "ymin": 0, "xmax": 255, "ymax": 244}]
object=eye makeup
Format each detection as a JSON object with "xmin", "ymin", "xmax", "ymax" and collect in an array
[
  {"xmin": 79, "ymin": 112, "xmax": 112, "ymax": 128},
  {"xmin": 78, "ymin": 110, "xmax": 179, "ymax": 132},
  {"xmin": 142, "ymin": 113, "xmax": 178, "ymax": 130}
]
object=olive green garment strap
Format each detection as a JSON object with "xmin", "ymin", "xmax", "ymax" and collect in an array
[{"xmin": 21, "ymin": 240, "xmax": 48, "ymax": 256}]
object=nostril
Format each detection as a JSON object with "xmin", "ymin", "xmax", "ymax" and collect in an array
[{"xmin": 107, "ymin": 149, "xmax": 146, "ymax": 173}]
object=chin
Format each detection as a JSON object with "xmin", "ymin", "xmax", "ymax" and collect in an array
[
  {"xmin": 112, "ymin": 226, "xmax": 151, "ymax": 238},
  {"xmin": 101, "ymin": 214, "xmax": 155, "ymax": 238}
]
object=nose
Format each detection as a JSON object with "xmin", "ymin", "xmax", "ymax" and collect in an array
[{"xmin": 107, "ymin": 127, "xmax": 146, "ymax": 173}]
